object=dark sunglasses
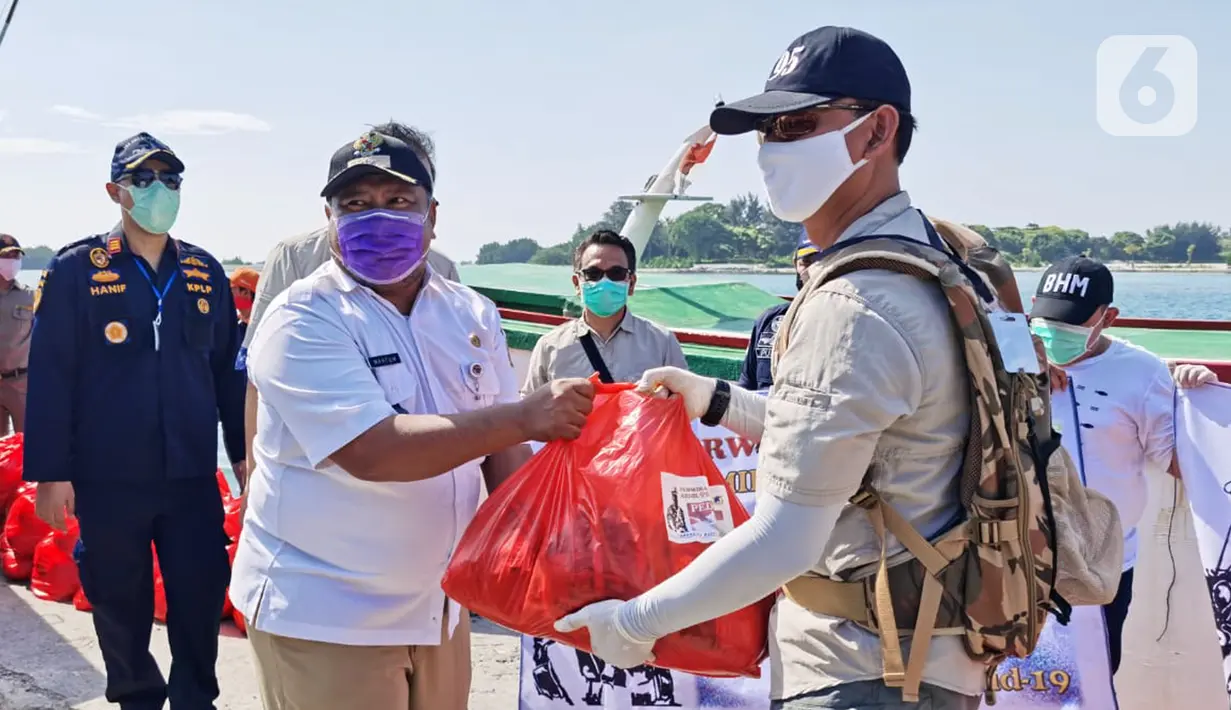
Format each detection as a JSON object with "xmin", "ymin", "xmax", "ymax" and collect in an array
[
  {"xmin": 123, "ymin": 168, "xmax": 183, "ymax": 191},
  {"xmin": 578, "ymin": 266, "xmax": 631, "ymax": 283},
  {"xmin": 755, "ymin": 103, "xmax": 881, "ymax": 143}
]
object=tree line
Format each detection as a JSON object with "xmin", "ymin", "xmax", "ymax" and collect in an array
[{"xmin": 476, "ymin": 194, "xmax": 1231, "ymax": 269}]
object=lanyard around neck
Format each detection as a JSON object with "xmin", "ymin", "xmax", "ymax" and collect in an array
[{"xmin": 133, "ymin": 260, "xmax": 177, "ymax": 352}]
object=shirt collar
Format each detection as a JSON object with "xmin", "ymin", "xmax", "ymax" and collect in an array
[
  {"xmin": 831, "ymin": 191, "xmax": 922, "ymax": 247},
  {"xmin": 325, "ymin": 259, "xmax": 437, "ymax": 298},
  {"xmin": 575, "ymin": 309, "xmax": 636, "ymax": 339}
]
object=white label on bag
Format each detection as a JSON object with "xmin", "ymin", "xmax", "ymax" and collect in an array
[{"xmin": 661, "ymin": 472, "xmax": 729, "ymax": 544}]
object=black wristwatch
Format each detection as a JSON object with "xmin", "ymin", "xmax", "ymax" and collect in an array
[{"xmin": 700, "ymin": 379, "xmax": 731, "ymax": 427}]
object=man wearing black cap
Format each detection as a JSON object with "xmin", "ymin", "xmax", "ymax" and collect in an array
[
  {"xmin": 1029, "ymin": 255, "xmax": 1217, "ymax": 675},
  {"xmin": 25, "ymin": 132, "xmax": 246, "ymax": 709},
  {"xmin": 0, "ymin": 234, "xmax": 33, "ymax": 433},
  {"xmin": 231, "ymin": 130, "xmax": 594, "ymax": 710},
  {"xmin": 556, "ymin": 26, "xmax": 989, "ymax": 710}
]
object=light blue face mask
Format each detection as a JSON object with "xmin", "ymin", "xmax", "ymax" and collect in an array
[
  {"xmin": 125, "ymin": 182, "xmax": 181, "ymax": 234},
  {"xmin": 580, "ymin": 278, "xmax": 629, "ymax": 318},
  {"xmin": 1029, "ymin": 319, "xmax": 1094, "ymax": 366}
]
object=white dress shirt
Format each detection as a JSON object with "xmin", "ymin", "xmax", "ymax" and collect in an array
[{"xmin": 230, "ymin": 261, "xmax": 518, "ymax": 646}]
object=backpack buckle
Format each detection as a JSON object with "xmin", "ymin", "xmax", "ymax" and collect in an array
[
  {"xmin": 978, "ymin": 521, "xmax": 1002, "ymax": 544},
  {"xmin": 850, "ymin": 489, "xmax": 877, "ymax": 509}
]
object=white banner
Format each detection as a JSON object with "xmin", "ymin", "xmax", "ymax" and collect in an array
[
  {"xmin": 517, "ymin": 415, "xmax": 1118, "ymax": 709},
  {"xmin": 1178, "ymin": 383, "xmax": 1231, "ymax": 702}
]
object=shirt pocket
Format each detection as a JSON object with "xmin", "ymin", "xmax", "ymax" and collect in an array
[
  {"xmin": 86, "ymin": 297, "xmax": 144, "ymax": 355},
  {"xmin": 182, "ymin": 297, "xmax": 216, "ymax": 351},
  {"xmin": 458, "ymin": 357, "xmax": 501, "ymax": 408},
  {"xmin": 372, "ymin": 362, "xmax": 417, "ymax": 413}
]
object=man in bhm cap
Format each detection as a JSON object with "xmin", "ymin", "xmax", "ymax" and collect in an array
[
  {"xmin": 1029, "ymin": 255, "xmax": 1217, "ymax": 675},
  {"xmin": 558, "ymin": 26, "xmax": 989, "ymax": 709},
  {"xmin": 230, "ymin": 130, "xmax": 595, "ymax": 710}
]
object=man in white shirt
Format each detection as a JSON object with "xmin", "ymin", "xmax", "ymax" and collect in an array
[
  {"xmin": 237, "ymin": 120, "xmax": 458, "ymax": 493},
  {"xmin": 1029, "ymin": 255, "xmax": 1218, "ymax": 675},
  {"xmin": 231, "ymin": 129, "xmax": 595, "ymax": 710}
]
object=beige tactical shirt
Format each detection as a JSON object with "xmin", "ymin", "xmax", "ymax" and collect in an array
[
  {"xmin": 0, "ymin": 282, "xmax": 34, "ymax": 373},
  {"xmin": 243, "ymin": 227, "xmax": 461, "ymax": 349},
  {"xmin": 762, "ymin": 191, "xmax": 984, "ymax": 699},
  {"xmin": 521, "ymin": 312, "xmax": 687, "ymax": 394}
]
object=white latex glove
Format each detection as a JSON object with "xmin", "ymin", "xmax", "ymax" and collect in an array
[
  {"xmin": 1173, "ymin": 363, "xmax": 1218, "ymax": 389},
  {"xmin": 554, "ymin": 599, "xmax": 657, "ymax": 669},
  {"xmin": 635, "ymin": 366, "xmax": 716, "ymax": 419}
]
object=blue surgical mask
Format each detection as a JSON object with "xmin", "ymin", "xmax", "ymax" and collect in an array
[
  {"xmin": 580, "ymin": 278, "xmax": 629, "ymax": 318},
  {"xmin": 1030, "ymin": 319, "xmax": 1094, "ymax": 366},
  {"xmin": 124, "ymin": 182, "xmax": 181, "ymax": 234}
]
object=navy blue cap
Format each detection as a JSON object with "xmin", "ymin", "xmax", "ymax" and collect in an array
[
  {"xmin": 111, "ymin": 132, "xmax": 184, "ymax": 182},
  {"xmin": 1030, "ymin": 256, "xmax": 1115, "ymax": 326},
  {"xmin": 795, "ymin": 229, "xmax": 818, "ymax": 259},
  {"xmin": 321, "ymin": 130, "xmax": 435, "ymax": 199},
  {"xmin": 710, "ymin": 26, "xmax": 911, "ymax": 136}
]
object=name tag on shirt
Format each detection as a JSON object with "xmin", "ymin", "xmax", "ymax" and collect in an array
[
  {"xmin": 988, "ymin": 313, "xmax": 1041, "ymax": 374},
  {"xmin": 367, "ymin": 353, "xmax": 402, "ymax": 368}
]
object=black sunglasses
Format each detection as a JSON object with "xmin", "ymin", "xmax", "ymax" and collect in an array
[
  {"xmin": 755, "ymin": 103, "xmax": 882, "ymax": 143},
  {"xmin": 123, "ymin": 168, "xmax": 183, "ymax": 191},
  {"xmin": 578, "ymin": 266, "xmax": 631, "ymax": 283}
]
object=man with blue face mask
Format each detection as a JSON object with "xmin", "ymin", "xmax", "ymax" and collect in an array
[
  {"xmin": 521, "ymin": 229, "xmax": 687, "ymax": 392},
  {"xmin": 554, "ymin": 26, "xmax": 998, "ymax": 710},
  {"xmin": 232, "ymin": 130, "xmax": 596, "ymax": 710},
  {"xmin": 1029, "ymin": 255, "xmax": 1218, "ymax": 676},
  {"xmin": 25, "ymin": 132, "xmax": 246, "ymax": 710}
]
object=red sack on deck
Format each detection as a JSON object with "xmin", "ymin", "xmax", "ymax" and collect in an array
[
  {"xmin": 2, "ymin": 484, "xmax": 52, "ymax": 581},
  {"xmin": 0, "ymin": 433, "xmax": 23, "ymax": 517},
  {"xmin": 153, "ymin": 549, "xmax": 168, "ymax": 623},
  {"xmin": 441, "ymin": 383, "xmax": 772, "ymax": 678},
  {"xmin": 31, "ymin": 520, "xmax": 81, "ymax": 602},
  {"xmin": 223, "ymin": 497, "xmax": 243, "ymax": 543},
  {"xmin": 216, "ymin": 469, "xmax": 234, "ymax": 506},
  {"xmin": 221, "ymin": 541, "xmax": 237, "ymax": 620},
  {"xmin": 73, "ymin": 585, "xmax": 93, "ymax": 612},
  {"xmin": 232, "ymin": 604, "xmax": 247, "ymax": 634}
]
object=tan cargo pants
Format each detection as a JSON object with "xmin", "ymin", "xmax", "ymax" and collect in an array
[
  {"xmin": 247, "ymin": 608, "xmax": 471, "ymax": 710},
  {"xmin": 0, "ymin": 376, "xmax": 26, "ymax": 433}
]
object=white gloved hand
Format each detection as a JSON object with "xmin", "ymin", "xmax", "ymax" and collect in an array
[
  {"xmin": 635, "ymin": 366, "xmax": 716, "ymax": 420},
  {"xmin": 1173, "ymin": 363, "xmax": 1218, "ymax": 389},
  {"xmin": 554, "ymin": 599, "xmax": 657, "ymax": 669}
]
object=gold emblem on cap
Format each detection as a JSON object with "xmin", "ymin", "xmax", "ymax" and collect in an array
[
  {"xmin": 469, "ymin": 333, "xmax": 481, "ymax": 347},
  {"xmin": 104, "ymin": 321, "xmax": 128, "ymax": 344},
  {"xmin": 197, "ymin": 298, "xmax": 210, "ymax": 315},
  {"xmin": 89, "ymin": 248, "xmax": 110, "ymax": 269}
]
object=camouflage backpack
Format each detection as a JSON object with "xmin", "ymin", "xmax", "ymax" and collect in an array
[{"xmin": 775, "ymin": 228, "xmax": 1061, "ymax": 704}]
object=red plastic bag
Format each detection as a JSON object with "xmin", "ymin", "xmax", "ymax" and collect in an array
[
  {"xmin": 232, "ymin": 605, "xmax": 247, "ymax": 634},
  {"xmin": 0, "ymin": 433, "xmax": 23, "ymax": 517},
  {"xmin": 31, "ymin": 520, "xmax": 81, "ymax": 602},
  {"xmin": 153, "ymin": 548, "xmax": 168, "ymax": 623},
  {"xmin": 216, "ymin": 469, "xmax": 234, "ymax": 505},
  {"xmin": 223, "ymin": 497, "xmax": 243, "ymax": 543},
  {"xmin": 1, "ymin": 484, "xmax": 52, "ymax": 581},
  {"xmin": 442, "ymin": 383, "xmax": 772, "ymax": 678},
  {"xmin": 73, "ymin": 585, "xmax": 93, "ymax": 612}
]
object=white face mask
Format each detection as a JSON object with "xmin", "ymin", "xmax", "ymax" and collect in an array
[
  {"xmin": 757, "ymin": 112, "xmax": 873, "ymax": 223},
  {"xmin": 0, "ymin": 258, "xmax": 21, "ymax": 281}
]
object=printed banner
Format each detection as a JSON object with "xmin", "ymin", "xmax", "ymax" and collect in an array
[
  {"xmin": 1177, "ymin": 383, "xmax": 1231, "ymax": 701},
  {"xmin": 518, "ymin": 414, "xmax": 1117, "ymax": 709}
]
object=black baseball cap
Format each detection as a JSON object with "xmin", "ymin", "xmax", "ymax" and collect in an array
[
  {"xmin": 1029, "ymin": 256, "xmax": 1115, "ymax": 325},
  {"xmin": 710, "ymin": 26, "xmax": 911, "ymax": 136},
  {"xmin": 321, "ymin": 130, "xmax": 434, "ymax": 199},
  {"xmin": 0, "ymin": 234, "xmax": 23, "ymax": 258},
  {"xmin": 111, "ymin": 132, "xmax": 184, "ymax": 182}
]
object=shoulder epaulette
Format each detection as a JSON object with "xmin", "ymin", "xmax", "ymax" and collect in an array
[{"xmin": 55, "ymin": 233, "xmax": 108, "ymax": 258}]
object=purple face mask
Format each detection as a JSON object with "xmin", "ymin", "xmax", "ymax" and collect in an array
[{"xmin": 334, "ymin": 208, "xmax": 429, "ymax": 285}]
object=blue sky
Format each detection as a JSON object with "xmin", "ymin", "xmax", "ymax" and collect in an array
[{"xmin": 0, "ymin": 0, "xmax": 1226, "ymax": 262}]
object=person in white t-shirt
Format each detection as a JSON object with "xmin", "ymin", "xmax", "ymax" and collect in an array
[
  {"xmin": 230, "ymin": 130, "xmax": 596, "ymax": 710},
  {"xmin": 1029, "ymin": 255, "xmax": 1218, "ymax": 676}
]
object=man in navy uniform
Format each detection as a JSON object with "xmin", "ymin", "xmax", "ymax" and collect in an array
[
  {"xmin": 25, "ymin": 132, "xmax": 245, "ymax": 710},
  {"xmin": 736, "ymin": 232, "xmax": 819, "ymax": 391}
]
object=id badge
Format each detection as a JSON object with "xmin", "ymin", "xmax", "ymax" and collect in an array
[{"xmin": 988, "ymin": 313, "xmax": 1042, "ymax": 374}]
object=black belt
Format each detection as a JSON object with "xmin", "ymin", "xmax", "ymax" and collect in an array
[{"xmin": 0, "ymin": 368, "xmax": 27, "ymax": 380}]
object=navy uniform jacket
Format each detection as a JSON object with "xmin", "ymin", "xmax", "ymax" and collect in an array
[
  {"xmin": 24, "ymin": 232, "xmax": 245, "ymax": 484},
  {"xmin": 737, "ymin": 302, "xmax": 790, "ymax": 392}
]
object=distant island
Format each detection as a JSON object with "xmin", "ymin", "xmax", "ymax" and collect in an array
[{"xmin": 475, "ymin": 194, "xmax": 1231, "ymax": 271}]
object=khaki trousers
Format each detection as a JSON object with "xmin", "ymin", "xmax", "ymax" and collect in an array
[
  {"xmin": 0, "ymin": 376, "xmax": 26, "ymax": 434},
  {"xmin": 248, "ymin": 609, "xmax": 471, "ymax": 710}
]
